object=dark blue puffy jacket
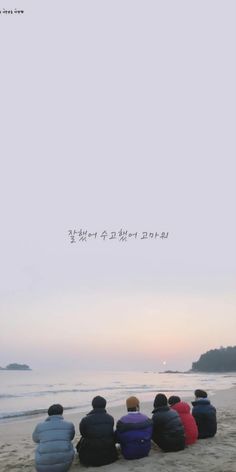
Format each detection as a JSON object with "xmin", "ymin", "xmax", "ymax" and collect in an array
[
  {"xmin": 77, "ymin": 408, "xmax": 118, "ymax": 466},
  {"xmin": 116, "ymin": 412, "xmax": 152, "ymax": 460},
  {"xmin": 152, "ymin": 406, "xmax": 185, "ymax": 452},
  {"xmin": 192, "ymin": 399, "xmax": 217, "ymax": 439}
]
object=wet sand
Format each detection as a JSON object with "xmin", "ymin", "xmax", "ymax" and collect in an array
[{"xmin": 0, "ymin": 387, "xmax": 236, "ymax": 472}]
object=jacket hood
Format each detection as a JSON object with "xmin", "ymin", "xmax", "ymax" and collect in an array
[
  {"xmin": 192, "ymin": 399, "xmax": 210, "ymax": 406},
  {"xmin": 152, "ymin": 405, "xmax": 169, "ymax": 414},
  {"xmin": 171, "ymin": 401, "xmax": 190, "ymax": 414},
  {"xmin": 87, "ymin": 408, "xmax": 107, "ymax": 416},
  {"xmin": 45, "ymin": 414, "xmax": 64, "ymax": 422}
]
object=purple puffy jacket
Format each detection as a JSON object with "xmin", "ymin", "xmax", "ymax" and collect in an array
[{"xmin": 116, "ymin": 412, "xmax": 152, "ymax": 460}]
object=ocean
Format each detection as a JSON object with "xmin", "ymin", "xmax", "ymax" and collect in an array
[{"xmin": 0, "ymin": 369, "xmax": 235, "ymax": 422}]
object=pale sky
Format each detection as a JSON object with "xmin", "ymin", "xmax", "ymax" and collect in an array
[{"xmin": 0, "ymin": 0, "xmax": 235, "ymax": 371}]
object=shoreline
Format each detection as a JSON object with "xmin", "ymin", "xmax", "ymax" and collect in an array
[
  {"xmin": 0, "ymin": 385, "xmax": 231, "ymax": 428},
  {"xmin": 1, "ymin": 379, "xmax": 235, "ymax": 425},
  {"xmin": 1, "ymin": 386, "xmax": 236, "ymax": 471}
]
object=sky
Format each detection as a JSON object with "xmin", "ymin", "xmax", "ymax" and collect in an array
[{"xmin": 0, "ymin": 0, "xmax": 235, "ymax": 371}]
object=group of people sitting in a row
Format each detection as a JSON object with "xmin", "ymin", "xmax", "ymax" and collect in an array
[{"xmin": 32, "ymin": 388, "xmax": 217, "ymax": 471}]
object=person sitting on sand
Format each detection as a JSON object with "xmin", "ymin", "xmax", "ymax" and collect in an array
[
  {"xmin": 152, "ymin": 393, "xmax": 185, "ymax": 452},
  {"xmin": 32, "ymin": 404, "xmax": 75, "ymax": 472},
  {"xmin": 115, "ymin": 396, "xmax": 152, "ymax": 460},
  {"xmin": 191, "ymin": 389, "xmax": 217, "ymax": 439},
  {"xmin": 168, "ymin": 395, "xmax": 198, "ymax": 445},
  {"xmin": 76, "ymin": 395, "xmax": 118, "ymax": 467}
]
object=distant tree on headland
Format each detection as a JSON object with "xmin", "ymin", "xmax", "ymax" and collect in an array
[
  {"xmin": 0, "ymin": 363, "xmax": 31, "ymax": 371},
  {"xmin": 192, "ymin": 346, "xmax": 236, "ymax": 372},
  {"xmin": 6, "ymin": 363, "xmax": 31, "ymax": 370}
]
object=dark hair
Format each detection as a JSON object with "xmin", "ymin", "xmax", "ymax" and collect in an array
[
  {"xmin": 154, "ymin": 393, "xmax": 168, "ymax": 408},
  {"xmin": 127, "ymin": 407, "xmax": 138, "ymax": 412},
  {"xmin": 48, "ymin": 404, "xmax": 63, "ymax": 416},
  {"xmin": 194, "ymin": 389, "xmax": 207, "ymax": 399},
  {"xmin": 168, "ymin": 395, "xmax": 181, "ymax": 406},
  {"xmin": 92, "ymin": 396, "xmax": 106, "ymax": 409}
]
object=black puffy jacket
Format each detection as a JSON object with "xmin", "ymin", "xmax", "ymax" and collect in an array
[
  {"xmin": 77, "ymin": 408, "xmax": 118, "ymax": 466},
  {"xmin": 152, "ymin": 406, "xmax": 185, "ymax": 452},
  {"xmin": 192, "ymin": 399, "xmax": 217, "ymax": 439}
]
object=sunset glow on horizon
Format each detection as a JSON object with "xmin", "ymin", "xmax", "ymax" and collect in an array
[{"xmin": 0, "ymin": 1, "xmax": 235, "ymax": 373}]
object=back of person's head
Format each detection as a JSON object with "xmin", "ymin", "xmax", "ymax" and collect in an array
[
  {"xmin": 168, "ymin": 395, "xmax": 181, "ymax": 406},
  {"xmin": 126, "ymin": 396, "xmax": 140, "ymax": 412},
  {"xmin": 48, "ymin": 404, "xmax": 63, "ymax": 416},
  {"xmin": 194, "ymin": 389, "xmax": 207, "ymax": 399},
  {"xmin": 92, "ymin": 396, "xmax": 106, "ymax": 409},
  {"xmin": 154, "ymin": 393, "xmax": 168, "ymax": 408}
]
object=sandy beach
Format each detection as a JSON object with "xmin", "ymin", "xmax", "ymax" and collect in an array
[{"xmin": 0, "ymin": 387, "xmax": 236, "ymax": 472}]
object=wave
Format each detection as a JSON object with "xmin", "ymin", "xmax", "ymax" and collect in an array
[
  {"xmin": 0, "ymin": 386, "xmax": 123, "ymax": 399},
  {"xmin": 125, "ymin": 388, "xmax": 193, "ymax": 393},
  {"xmin": 0, "ymin": 384, "xmax": 196, "ymax": 401},
  {"xmin": 0, "ymin": 394, "xmax": 17, "ymax": 399},
  {"xmin": 0, "ymin": 387, "xmax": 196, "ymax": 421},
  {"xmin": 0, "ymin": 385, "xmax": 158, "ymax": 399},
  {"xmin": 0, "ymin": 405, "xmax": 77, "ymax": 420}
]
